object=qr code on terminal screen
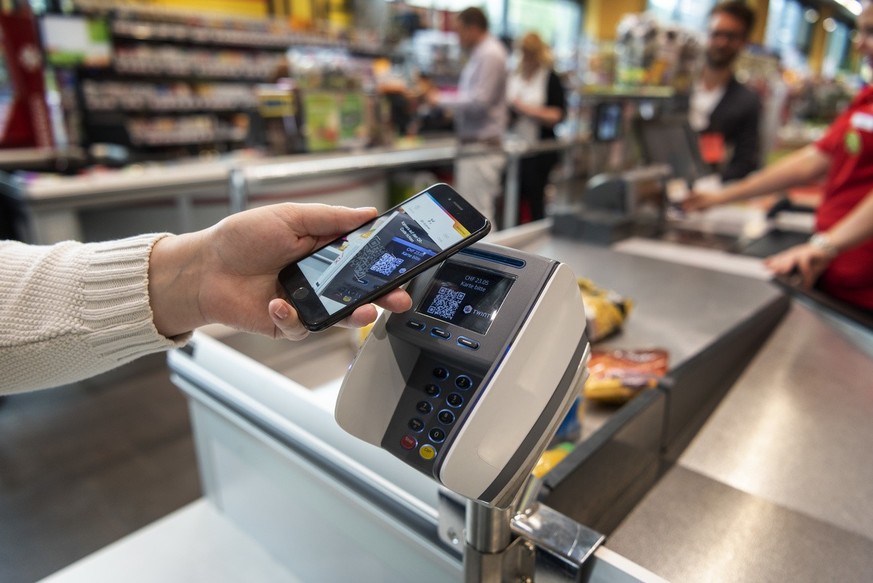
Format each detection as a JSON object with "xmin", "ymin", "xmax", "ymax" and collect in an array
[
  {"xmin": 370, "ymin": 253, "xmax": 404, "ymax": 276},
  {"xmin": 426, "ymin": 286, "xmax": 466, "ymax": 320}
]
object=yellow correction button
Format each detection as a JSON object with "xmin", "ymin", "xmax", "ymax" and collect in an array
[{"xmin": 419, "ymin": 444, "xmax": 437, "ymax": 460}]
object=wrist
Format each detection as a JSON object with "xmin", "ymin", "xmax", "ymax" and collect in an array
[
  {"xmin": 808, "ymin": 232, "xmax": 840, "ymax": 259},
  {"xmin": 715, "ymin": 188, "xmax": 740, "ymax": 205},
  {"xmin": 148, "ymin": 232, "xmax": 208, "ymax": 337}
]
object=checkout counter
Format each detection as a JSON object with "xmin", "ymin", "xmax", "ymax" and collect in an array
[
  {"xmin": 39, "ymin": 215, "xmax": 873, "ymax": 583},
  {"xmin": 14, "ymin": 120, "xmax": 873, "ymax": 580}
]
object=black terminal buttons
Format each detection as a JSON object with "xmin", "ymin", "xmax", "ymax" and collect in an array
[
  {"xmin": 394, "ymin": 362, "xmax": 479, "ymax": 468},
  {"xmin": 457, "ymin": 337, "xmax": 480, "ymax": 350},
  {"xmin": 446, "ymin": 393, "xmax": 464, "ymax": 408},
  {"xmin": 431, "ymin": 327, "xmax": 451, "ymax": 339},
  {"xmin": 406, "ymin": 319, "xmax": 425, "ymax": 331},
  {"xmin": 438, "ymin": 410, "xmax": 456, "ymax": 425}
]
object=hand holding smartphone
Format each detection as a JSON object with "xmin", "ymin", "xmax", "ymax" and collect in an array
[{"xmin": 278, "ymin": 183, "xmax": 491, "ymax": 331}]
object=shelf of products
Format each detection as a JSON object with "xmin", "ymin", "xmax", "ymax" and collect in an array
[
  {"xmin": 109, "ymin": 17, "xmax": 383, "ymax": 55},
  {"xmin": 82, "ymin": 81, "xmax": 258, "ymax": 113},
  {"xmin": 112, "ymin": 46, "xmax": 285, "ymax": 80},
  {"xmin": 126, "ymin": 115, "xmax": 250, "ymax": 147},
  {"xmin": 44, "ymin": 3, "xmax": 391, "ymax": 161}
]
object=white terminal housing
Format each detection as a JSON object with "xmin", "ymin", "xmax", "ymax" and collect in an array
[{"xmin": 336, "ymin": 243, "xmax": 590, "ymax": 508}]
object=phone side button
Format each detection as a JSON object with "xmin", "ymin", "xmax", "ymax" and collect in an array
[
  {"xmin": 457, "ymin": 337, "xmax": 479, "ymax": 350},
  {"xmin": 407, "ymin": 319, "xmax": 426, "ymax": 331},
  {"xmin": 431, "ymin": 328, "xmax": 451, "ymax": 340}
]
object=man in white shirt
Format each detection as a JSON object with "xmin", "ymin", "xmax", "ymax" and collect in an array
[
  {"xmin": 430, "ymin": 7, "xmax": 508, "ymax": 226},
  {"xmin": 689, "ymin": 1, "xmax": 761, "ymax": 182}
]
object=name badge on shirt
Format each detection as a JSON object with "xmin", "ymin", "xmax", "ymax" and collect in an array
[{"xmin": 850, "ymin": 112, "xmax": 873, "ymax": 132}]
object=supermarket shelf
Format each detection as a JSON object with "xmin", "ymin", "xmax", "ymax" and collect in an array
[
  {"xmin": 86, "ymin": 101, "xmax": 257, "ymax": 113},
  {"xmin": 128, "ymin": 130, "xmax": 248, "ymax": 147},
  {"xmin": 82, "ymin": 80, "xmax": 258, "ymax": 113},
  {"xmin": 110, "ymin": 18, "xmax": 384, "ymax": 55},
  {"xmin": 113, "ymin": 55, "xmax": 280, "ymax": 81}
]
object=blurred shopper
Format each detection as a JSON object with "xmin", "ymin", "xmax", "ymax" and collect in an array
[
  {"xmin": 0, "ymin": 203, "xmax": 412, "ymax": 394},
  {"xmin": 684, "ymin": 1, "xmax": 873, "ymax": 312},
  {"xmin": 506, "ymin": 32, "xmax": 566, "ymax": 223},
  {"xmin": 428, "ymin": 7, "xmax": 508, "ymax": 225},
  {"xmin": 690, "ymin": 1, "xmax": 761, "ymax": 182}
]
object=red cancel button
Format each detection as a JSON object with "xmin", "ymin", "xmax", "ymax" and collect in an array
[{"xmin": 400, "ymin": 435, "xmax": 417, "ymax": 450}]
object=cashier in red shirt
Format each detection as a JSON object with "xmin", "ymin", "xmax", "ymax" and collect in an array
[{"xmin": 684, "ymin": 1, "xmax": 873, "ymax": 311}]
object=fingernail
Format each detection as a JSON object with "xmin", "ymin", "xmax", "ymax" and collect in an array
[
  {"xmin": 274, "ymin": 304, "xmax": 289, "ymax": 320},
  {"xmin": 355, "ymin": 206, "xmax": 377, "ymax": 212}
]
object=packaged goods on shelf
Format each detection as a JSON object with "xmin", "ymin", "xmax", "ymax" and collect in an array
[
  {"xmin": 45, "ymin": 2, "xmax": 389, "ymax": 160},
  {"xmin": 126, "ymin": 114, "xmax": 249, "ymax": 146},
  {"xmin": 113, "ymin": 46, "xmax": 283, "ymax": 79},
  {"xmin": 82, "ymin": 81, "xmax": 257, "ymax": 111},
  {"xmin": 614, "ymin": 13, "xmax": 701, "ymax": 92}
]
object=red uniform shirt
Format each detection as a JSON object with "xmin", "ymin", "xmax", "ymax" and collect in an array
[{"xmin": 814, "ymin": 84, "xmax": 873, "ymax": 310}]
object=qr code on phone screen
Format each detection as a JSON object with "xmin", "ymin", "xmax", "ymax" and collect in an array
[
  {"xmin": 370, "ymin": 253, "xmax": 403, "ymax": 276},
  {"xmin": 426, "ymin": 286, "xmax": 466, "ymax": 320}
]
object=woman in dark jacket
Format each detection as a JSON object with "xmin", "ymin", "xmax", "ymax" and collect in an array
[{"xmin": 506, "ymin": 32, "xmax": 566, "ymax": 223}]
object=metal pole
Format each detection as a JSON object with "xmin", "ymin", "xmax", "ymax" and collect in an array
[
  {"xmin": 503, "ymin": 150, "xmax": 520, "ymax": 230},
  {"xmin": 466, "ymin": 500, "xmax": 512, "ymax": 553},
  {"xmin": 228, "ymin": 168, "xmax": 248, "ymax": 214}
]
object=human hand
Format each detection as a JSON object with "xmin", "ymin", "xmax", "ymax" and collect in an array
[
  {"xmin": 424, "ymin": 87, "xmax": 441, "ymax": 107},
  {"xmin": 149, "ymin": 203, "xmax": 413, "ymax": 341},
  {"xmin": 682, "ymin": 191, "xmax": 725, "ymax": 212},
  {"xmin": 510, "ymin": 99, "xmax": 533, "ymax": 118},
  {"xmin": 764, "ymin": 242, "xmax": 832, "ymax": 288}
]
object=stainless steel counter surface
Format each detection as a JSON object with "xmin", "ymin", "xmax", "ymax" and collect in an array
[
  {"xmin": 518, "ymin": 236, "xmax": 782, "ymax": 370},
  {"xmin": 605, "ymin": 302, "xmax": 873, "ymax": 582}
]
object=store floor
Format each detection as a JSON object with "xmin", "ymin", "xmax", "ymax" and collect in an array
[{"xmin": 0, "ymin": 354, "xmax": 201, "ymax": 583}]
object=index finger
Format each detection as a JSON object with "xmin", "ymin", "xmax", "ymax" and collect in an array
[
  {"xmin": 335, "ymin": 289, "xmax": 413, "ymax": 330},
  {"xmin": 373, "ymin": 288, "xmax": 413, "ymax": 314}
]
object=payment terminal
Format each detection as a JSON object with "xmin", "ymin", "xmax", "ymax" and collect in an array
[{"xmin": 336, "ymin": 243, "xmax": 590, "ymax": 508}]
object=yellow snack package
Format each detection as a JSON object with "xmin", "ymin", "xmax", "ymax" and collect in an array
[{"xmin": 577, "ymin": 278, "xmax": 633, "ymax": 342}]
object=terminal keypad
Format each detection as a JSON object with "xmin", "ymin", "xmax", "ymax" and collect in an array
[{"xmin": 382, "ymin": 357, "xmax": 483, "ymax": 476}]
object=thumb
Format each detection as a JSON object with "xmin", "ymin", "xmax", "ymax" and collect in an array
[{"xmin": 287, "ymin": 204, "xmax": 379, "ymax": 239}]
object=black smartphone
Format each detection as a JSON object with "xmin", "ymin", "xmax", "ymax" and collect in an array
[{"xmin": 278, "ymin": 183, "xmax": 491, "ymax": 331}]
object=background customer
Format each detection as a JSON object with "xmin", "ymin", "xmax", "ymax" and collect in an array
[
  {"xmin": 428, "ymin": 7, "xmax": 508, "ymax": 226},
  {"xmin": 690, "ymin": 1, "xmax": 761, "ymax": 182},
  {"xmin": 506, "ymin": 31, "xmax": 566, "ymax": 223}
]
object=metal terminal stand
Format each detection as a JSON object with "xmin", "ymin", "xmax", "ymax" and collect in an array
[
  {"xmin": 442, "ymin": 475, "xmax": 606, "ymax": 583},
  {"xmin": 464, "ymin": 500, "xmax": 536, "ymax": 583}
]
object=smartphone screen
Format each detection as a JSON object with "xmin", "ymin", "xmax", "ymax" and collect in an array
[{"xmin": 278, "ymin": 183, "xmax": 490, "ymax": 331}]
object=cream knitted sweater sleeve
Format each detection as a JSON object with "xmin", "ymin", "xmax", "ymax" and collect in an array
[{"xmin": 0, "ymin": 234, "xmax": 189, "ymax": 394}]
